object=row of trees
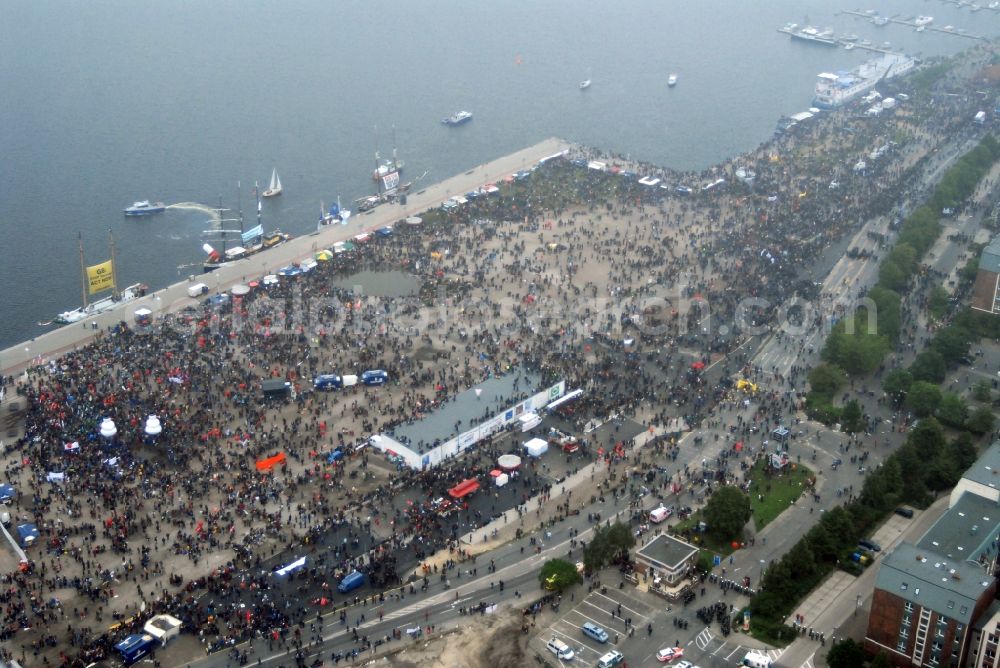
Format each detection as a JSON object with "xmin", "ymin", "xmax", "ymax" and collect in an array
[
  {"xmin": 757, "ymin": 138, "xmax": 1000, "ymax": 644},
  {"xmin": 748, "ymin": 417, "xmax": 977, "ymax": 642},
  {"xmin": 808, "ymin": 134, "xmax": 1000, "ymax": 424}
]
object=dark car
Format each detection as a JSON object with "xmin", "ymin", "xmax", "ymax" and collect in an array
[
  {"xmin": 859, "ymin": 538, "xmax": 882, "ymax": 552},
  {"xmin": 895, "ymin": 507, "xmax": 914, "ymax": 518}
]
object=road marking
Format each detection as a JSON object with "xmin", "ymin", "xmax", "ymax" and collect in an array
[
  {"xmin": 695, "ymin": 628, "xmax": 714, "ymax": 650},
  {"xmin": 802, "ymin": 650, "xmax": 815, "ymax": 668},
  {"xmin": 724, "ymin": 644, "xmax": 745, "ymax": 660},
  {"xmin": 587, "ymin": 590, "xmax": 649, "ymax": 619}
]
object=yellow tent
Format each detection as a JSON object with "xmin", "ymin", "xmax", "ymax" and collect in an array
[{"xmin": 316, "ymin": 249, "xmax": 333, "ymax": 261}]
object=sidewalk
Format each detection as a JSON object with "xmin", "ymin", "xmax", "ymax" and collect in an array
[{"xmin": 775, "ymin": 495, "xmax": 950, "ymax": 667}]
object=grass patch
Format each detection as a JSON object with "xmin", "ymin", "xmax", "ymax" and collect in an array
[{"xmin": 747, "ymin": 458, "xmax": 813, "ymax": 529}]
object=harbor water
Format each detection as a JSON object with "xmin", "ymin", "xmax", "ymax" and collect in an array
[{"xmin": 0, "ymin": 0, "xmax": 996, "ymax": 349}]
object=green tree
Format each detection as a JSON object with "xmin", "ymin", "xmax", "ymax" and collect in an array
[
  {"xmin": 604, "ymin": 522, "xmax": 636, "ymax": 564},
  {"xmin": 883, "ymin": 368, "xmax": 913, "ymax": 403},
  {"xmin": 703, "ymin": 486, "xmax": 751, "ymax": 541},
  {"xmin": 878, "ymin": 259, "xmax": 908, "ymax": 292},
  {"xmin": 841, "ymin": 400, "xmax": 865, "ymax": 433},
  {"xmin": 870, "ymin": 652, "xmax": 893, "ymax": 668},
  {"xmin": 910, "ymin": 350, "xmax": 946, "ymax": 383},
  {"xmin": 928, "ymin": 286, "xmax": 949, "ymax": 321},
  {"xmin": 539, "ymin": 558, "xmax": 583, "ymax": 593},
  {"xmin": 906, "ymin": 382, "xmax": 943, "ymax": 417},
  {"xmin": 947, "ymin": 432, "xmax": 978, "ymax": 473},
  {"xmin": 583, "ymin": 522, "xmax": 635, "ymax": 573},
  {"xmin": 936, "ymin": 392, "xmax": 969, "ymax": 428},
  {"xmin": 973, "ymin": 381, "xmax": 992, "ymax": 403},
  {"xmin": 808, "ymin": 363, "xmax": 847, "ymax": 399},
  {"xmin": 930, "ymin": 326, "xmax": 971, "ymax": 365},
  {"xmin": 827, "ymin": 639, "xmax": 867, "ymax": 668},
  {"xmin": 967, "ymin": 406, "xmax": 996, "ymax": 435}
]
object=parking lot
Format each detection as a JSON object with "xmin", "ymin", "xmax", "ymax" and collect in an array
[{"xmin": 530, "ymin": 576, "xmax": 789, "ymax": 667}]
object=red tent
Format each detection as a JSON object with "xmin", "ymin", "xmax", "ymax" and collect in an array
[
  {"xmin": 256, "ymin": 452, "xmax": 287, "ymax": 472},
  {"xmin": 448, "ymin": 479, "xmax": 480, "ymax": 499},
  {"xmin": 690, "ymin": 361, "xmax": 706, "ymax": 371}
]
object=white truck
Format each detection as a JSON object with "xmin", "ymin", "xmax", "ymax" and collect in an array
[
  {"xmin": 742, "ymin": 650, "xmax": 774, "ymax": 667},
  {"xmin": 187, "ymin": 282, "xmax": 209, "ymax": 298}
]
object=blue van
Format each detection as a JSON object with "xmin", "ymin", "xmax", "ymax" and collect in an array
[
  {"xmin": 582, "ymin": 621, "xmax": 609, "ymax": 643},
  {"xmin": 314, "ymin": 374, "xmax": 343, "ymax": 390},
  {"xmin": 361, "ymin": 370, "xmax": 389, "ymax": 386},
  {"xmin": 337, "ymin": 571, "xmax": 365, "ymax": 593}
]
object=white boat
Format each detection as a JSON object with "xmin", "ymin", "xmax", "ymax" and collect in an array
[
  {"xmin": 262, "ymin": 168, "xmax": 282, "ymax": 197},
  {"xmin": 667, "ymin": 74, "xmax": 678, "ymax": 87},
  {"xmin": 55, "ymin": 283, "xmax": 148, "ymax": 324},
  {"xmin": 844, "ymin": 42, "xmax": 855, "ymax": 50},
  {"xmin": 579, "ymin": 79, "xmax": 591, "ymax": 90},
  {"xmin": 914, "ymin": 15, "xmax": 933, "ymax": 27}
]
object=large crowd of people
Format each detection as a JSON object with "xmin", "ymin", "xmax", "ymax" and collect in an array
[{"xmin": 0, "ymin": 43, "xmax": 997, "ymax": 666}]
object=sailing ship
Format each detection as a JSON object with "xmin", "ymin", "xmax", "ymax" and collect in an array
[
  {"xmin": 202, "ymin": 183, "xmax": 290, "ymax": 272},
  {"xmin": 52, "ymin": 231, "xmax": 147, "ymax": 324},
  {"xmin": 318, "ymin": 197, "xmax": 352, "ymax": 228},
  {"xmin": 262, "ymin": 169, "xmax": 282, "ymax": 197}
]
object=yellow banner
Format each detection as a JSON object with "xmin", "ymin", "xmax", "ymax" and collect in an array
[{"xmin": 86, "ymin": 260, "xmax": 114, "ymax": 294}]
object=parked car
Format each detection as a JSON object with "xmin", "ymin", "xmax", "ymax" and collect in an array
[
  {"xmin": 582, "ymin": 622, "xmax": 609, "ymax": 643},
  {"xmin": 859, "ymin": 538, "xmax": 881, "ymax": 552},
  {"xmin": 894, "ymin": 507, "xmax": 914, "ymax": 518}
]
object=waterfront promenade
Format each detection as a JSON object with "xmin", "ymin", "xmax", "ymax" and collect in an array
[{"xmin": 0, "ymin": 137, "xmax": 570, "ymax": 375}]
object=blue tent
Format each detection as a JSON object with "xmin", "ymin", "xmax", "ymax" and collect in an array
[{"xmin": 0, "ymin": 483, "xmax": 15, "ymax": 503}]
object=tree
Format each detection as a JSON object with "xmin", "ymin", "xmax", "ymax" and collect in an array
[
  {"xmin": 808, "ymin": 363, "xmax": 847, "ymax": 399},
  {"xmin": 930, "ymin": 326, "xmax": 971, "ymax": 366},
  {"xmin": 973, "ymin": 381, "xmax": 992, "ymax": 403},
  {"xmin": 827, "ymin": 639, "xmax": 866, "ymax": 668},
  {"xmin": 906, "ymin": 381, "xmax": 942, "ymax": 418},
  {"xmin": 841, "ymin": 400, "xmax": 865, "ymax": 434},
  {"xmin": 539, "ymin": 558, "xmax": 582, "ymax": 593},
  {"xmin": 703, "ymin": 486, "xmax": 751, "ymax": 541},
  {"xmin": 583, "ymin": 522, "xmax": 635, "ymax": 573},
  {"xmin": 967, "ymin": 406, "xmax": 996, "ymax": 435},
  {"xmin": 928, "ymin": 286, "xmax": 949, "ymax": 321},
  {"xmin": 910, "ymin": 351, "xmax": 946, "ymax": 384},
  {"xmin": 870, "ymin": 652, "xmax": 893, "ymax": 668},
  {"xmin": 936, "ymin": 392, "xmax": 969, "ymax": 428},
  {"xmin": 883, "ymin": 368, "xmax": 913, "ymax": 403}
]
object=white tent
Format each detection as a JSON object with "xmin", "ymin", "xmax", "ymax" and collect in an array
[{"xmin": 524, "ymin": 438, "xmax": 548, "ymax": 458}]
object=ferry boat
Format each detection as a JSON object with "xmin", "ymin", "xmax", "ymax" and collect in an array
[
  {"xmin": 123, "ymin": 201, "xmax": 165, "ymax": 216},
  {"xmin": 442, "ymin": 111, "xmax": 473, "ymax": 126},
  {"xmin": 667, "ymin": 74, "xmax": 678, "ymax": 86},
  {"xmin": 778, "ymin": 23, "xmax": 838, "ymax": 46},
  {"xmin": 812, "ymin": 53, "xmax": 916, "ymax": 109}
]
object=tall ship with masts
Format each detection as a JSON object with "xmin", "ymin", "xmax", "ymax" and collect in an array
[
  {"xmin": 52, "ymin": 230, "xmax": 147, "ymax": 325},
  {"xmin": 201, "ymin": 182, "xmax": 290, "ymax": 272}
]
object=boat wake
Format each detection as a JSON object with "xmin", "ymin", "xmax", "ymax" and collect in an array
[{"xmin": 166, "ymin": 202, "xmax": 221, "ymax": 224}]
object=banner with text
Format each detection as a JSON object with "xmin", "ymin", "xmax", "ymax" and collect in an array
[{"xmin": 86, "ymin": 260, "xmax": 114, "ymax": 294}]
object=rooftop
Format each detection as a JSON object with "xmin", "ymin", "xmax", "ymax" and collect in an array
[
  {"xmin": 960, "ymin": 440, "xmax": 1000, "ymax": 491},
  {"xmin": 635, "ymin": 534, "xmax": 699, "ymax": 570},
  {"xmin": 382, "ymin": 368, "xmax": 543, "ymax": 452},
  {"xmin": 917, "ymin": 492, "xmax": 1000, "ymax": 566},
  {"xmin": 980, "ymin": 240, "xmax": 1000, "ymax": 275},
  {"xmin": 876, "ymin": 542, "xmax": 993, "ymax": 624}
]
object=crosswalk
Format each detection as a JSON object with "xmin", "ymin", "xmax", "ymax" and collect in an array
[{"xmin": 693, "ymin": 627, "xmax": 785, "ymax": 666}]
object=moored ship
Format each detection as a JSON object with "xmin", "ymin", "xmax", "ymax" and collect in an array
[{"xmin": 812, "ymin": 53, "xmax": 916, "ymax": 109}]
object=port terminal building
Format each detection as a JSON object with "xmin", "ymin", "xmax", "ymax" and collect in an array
[{"xmin": 369, "ymin": 368, "xmax": 566, "ymax": 470}]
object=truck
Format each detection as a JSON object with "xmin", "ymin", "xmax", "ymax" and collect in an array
[
  {"xmin": 742, "ymin": 650, "xmax": 774, "ymax": 668},
  {"xmin": 547, "ymin": 429, "xmax": 579, "ymax": 453},
  {"xmin": 337, "ymin": 570, "xmax": 365, "ymax": 593},
  {"xmin": 115, "ymin": 633, "xmax": 157, "ymax": 665},
  {"xmin": 187, "ymin": 282, "xmax": 209, "ymax": 298},
  {"xmin": 262, "ymin": 379, "xmax": 291, "ymax": 399},
  {"xmin": 975, "ymin": 110, "xmax": 987, "ymax": 124}
]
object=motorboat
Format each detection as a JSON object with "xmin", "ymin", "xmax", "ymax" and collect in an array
[
  {"xmin": 442, "ymin": 111, "xmax": 473, "ymax": 126},
  {"xmin": 123, "ymin": 201, "xmax": 165, "ymax": 216},
  {"xmin": 579, "ymin": 79, "xmax": 591, "ymax": 90},
  {"xmin": 667, "ymin": 74, "xmax": 678, "ymax": 86}
]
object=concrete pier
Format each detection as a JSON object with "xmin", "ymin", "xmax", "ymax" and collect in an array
[{"xmin": 0, "ymin": 137, "xmax": 571, "ymax": 375}]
